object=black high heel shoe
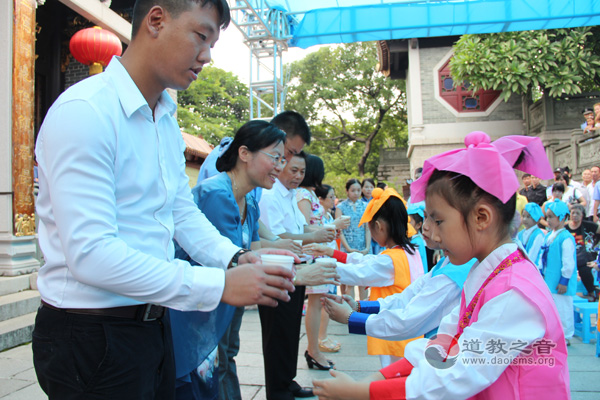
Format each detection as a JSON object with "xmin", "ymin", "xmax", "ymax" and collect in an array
[{"xmin": 305, "ymin": 351, "xmax": 334, "ymax": 370}]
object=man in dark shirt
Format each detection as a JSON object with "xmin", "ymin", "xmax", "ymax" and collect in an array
[
  {"xmin": 566, "ymin": 204, "xmax": 600, "ymax": 301},
  {"xmin": 519, "ymin": 173, "xmax": 532, "ymax": 196},
  {"xmin": 524, "ymin": 175, "xmax": 547, "ymax": 206}
]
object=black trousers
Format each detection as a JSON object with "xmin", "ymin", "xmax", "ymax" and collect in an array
[
  {"xmin": 32, "ymin": 304, "xmax": 175, "ymax": 400},
  {"xmin": 578, "ymin": 263, "xmax": 597, "ymax": 296},
  {"xmin": 258, "ymin": 286, "xmax": 306, "ymax": 400}
]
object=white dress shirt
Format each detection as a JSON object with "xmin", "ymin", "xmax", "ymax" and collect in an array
[
  {"xmin": 366, "ymin": 266, "xmax": 461, "ymax": 341},
  {"xmin": 586, "ymin": 182, "xmax": 595, "ymax": 218},
  {"xmin": 35, "ymin": 58, "xmax": 239, "ymax": 311},
  {"xmin": 404, "ymin": 243, "xmax": 546, "ymax": 399},
  {"xmin": 259, "ymin": 179, "xmax": 307, "ymax": 235},
  {"xmin": 337, "ymin": 250, "xmax": 423, "ymax": 288}
]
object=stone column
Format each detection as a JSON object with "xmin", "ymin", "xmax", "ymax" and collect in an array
[{"xmin": 0, "ymin": 0, "xmax": 40, "ymax": 276}]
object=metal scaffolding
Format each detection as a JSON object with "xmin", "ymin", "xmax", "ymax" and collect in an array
[{"xmin": 229, "ymin": 0, "xmax": 293, "ymax": 119}]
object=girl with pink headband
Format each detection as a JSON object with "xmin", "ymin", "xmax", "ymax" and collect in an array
[{"xmin": 313, "ymin": 131, "xmax": 570, "ymax": 400}]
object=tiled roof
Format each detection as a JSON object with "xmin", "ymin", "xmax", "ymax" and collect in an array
[{"xmin": 181, "ymin": 131, "xmax": 213, "ymax": 159}]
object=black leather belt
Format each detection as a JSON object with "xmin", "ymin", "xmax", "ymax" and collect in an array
[{"xmin": 41, "ymin": 300, "xmax": 165, "ymax": 321}]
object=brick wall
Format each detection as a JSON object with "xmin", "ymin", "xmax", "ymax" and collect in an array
[{"xmin": 64, "ymin": 58, "xmax": 90, "ymax": 89}]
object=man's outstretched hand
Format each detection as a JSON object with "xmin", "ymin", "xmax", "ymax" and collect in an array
[{"xmin": 222, "ymin": 263, "xmax": 295, "ymax": 307}]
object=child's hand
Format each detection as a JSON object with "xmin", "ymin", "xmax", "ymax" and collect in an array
[
  {"xmin": 313, "ymin": 370, "xmax": 370, "ymax": 400},
  {"xmin": 322, "ymin": 294, "xmax": 358, "ymax": 311},
  {"xmin": 587, "ymin": 261, "xmax": 599, "ymax": 271},
  {"xmin": 557, "ymin": 284, "xmax": 567, "ymax": 294},
  {"xmin": 321, "ymin": 297, "xmax": 353, "ymax": 324},
  {"xmin": 360, "ymin": 248, "xmax": 369, "ymax": 255},
  {"xmin": 303, "ymin": 243, "xmax": 332, "ymax": 257}
]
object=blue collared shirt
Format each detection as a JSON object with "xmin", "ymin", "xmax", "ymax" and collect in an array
[{"xmin": 35, "ymin": 57, "xmax": 239, "ymax": 311}]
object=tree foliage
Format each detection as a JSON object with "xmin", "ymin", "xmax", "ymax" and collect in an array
[
  {"xmin": 177, "ymin": 65, "xmax": 249, "ymax": 145},
  {"xmin": 285, "ymin": 42, "xmax": 408, "ymax": 177},
  {"xmin": 450, "ymin": 27, "xmax": 600, "ymax": 102}
]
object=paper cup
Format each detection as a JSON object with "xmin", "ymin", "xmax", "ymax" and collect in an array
[
  {"xmin": 324, "ymin": 224, "xmax": 336, "ymax": 231},
  {"xmin": 341, "ymin": 215, "xmax": 351, "ymax": 222},
  {"xmin": 293, "ymin": 239, "xmax": 303, "ymax": 246},
  {"xmin": 261, "ymin": 254, "xmax": 294, "ymax": 271}
]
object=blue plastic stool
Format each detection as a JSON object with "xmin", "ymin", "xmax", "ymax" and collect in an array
[
  {"xmin": 596, "ymin": 335, "xmax": 600, "ymax": 357},
  {"xmin": 573, "ymin": 302, "xmax": 598, "ymax": 344},
  {"xmin": 574, "ymin": 296, "xmax": 587, "ymax": 303}
]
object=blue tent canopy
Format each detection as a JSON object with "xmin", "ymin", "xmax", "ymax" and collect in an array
[{"xmin": 258, "ymin": 0, "xmax": 600, "ymax": 49}]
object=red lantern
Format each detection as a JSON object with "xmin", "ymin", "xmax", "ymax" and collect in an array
[{"xmin": 69, "ymin": 26, "xmax": 122, "ymax": 75}]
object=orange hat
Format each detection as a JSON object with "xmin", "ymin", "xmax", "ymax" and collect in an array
[{"xmin": 358, "ymin": 187, "xmax": 416, "ymax": 237}]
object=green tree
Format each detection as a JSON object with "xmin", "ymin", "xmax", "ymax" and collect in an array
[
  {"xmin": 285, "ymin": 42, "xmax": 408, "ymax": 177},
  {"xmin": 450, "ymin": 27, "xmax": 600, "ymax": 101},
  {"xmin": 177, "ymin": 65, "xmax": 250, "ymax": 145}
]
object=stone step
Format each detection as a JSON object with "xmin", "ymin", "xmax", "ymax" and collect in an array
[
  {"xmin": 0, "ymin": 290, "xmax": 41, "ymax": 322},
  {"xmin": 0, "ymin": 275, "xmax": 31, "ymax": 296},
  {"xmin": 0, "ymin": 312, "xmax": 36, "ymax": 352}
]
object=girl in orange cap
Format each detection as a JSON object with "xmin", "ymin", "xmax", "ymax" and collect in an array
[{"xmin": 304, "ymin": 187, "xmax": 424, "ymax": 367}]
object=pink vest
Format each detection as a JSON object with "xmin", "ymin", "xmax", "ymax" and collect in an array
[{"xmin": 458, "ymin": 250, "xmax": 570, "ymax": 400}]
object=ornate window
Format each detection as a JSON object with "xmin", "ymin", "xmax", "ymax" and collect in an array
[{"xmin": 438, "ymin": 58, "xmax": 501, "ymax": 113}]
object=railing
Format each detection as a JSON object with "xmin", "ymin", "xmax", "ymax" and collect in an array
[{"xmin": 549, "ymin": 129, "xmax": 600, "ymax": 177}]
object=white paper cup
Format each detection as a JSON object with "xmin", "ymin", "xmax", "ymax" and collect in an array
[
  {"xmin": 341, "ymin": 215, "xmax": 351, "ymax": 222},
  {"xmin": 293, "ymin": 239, "xmax": 303, "ymax": 246},
  {"xmin": 324, "ymin": 224, "xmax": 336, "ymax": 231},
  {"xmin": 261, "ymin": 254, "xmax": 294, "ymax": 271}
]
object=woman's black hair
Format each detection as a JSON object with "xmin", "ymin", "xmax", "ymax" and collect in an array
[
  {"xmin": 409, "ymin": 213, "xmax": 423, "ymax": 228},
  {"xmin": 560, "ymin": 173, "xmax": 570, "ymax": 186},
  {"xmin": 426, "ymin": 170, "xmax": 516, "ymax": 240},
  {"xmin": 552, "ymin": 182, "xmax": 565, "ymax": 194},
  {"xmin": 300, "ymin": 154, "xmax": 325, "ymax": 188},
  {"xmin": 216, "ymin": 120, "xmax": 286, "ymax": 172},
  {"xmin": 315, "ymin": 184, "xmax": 334, "ymax": 199},
  {"xmin": 346, "ymin": 178, "xmax": 361, "ymax": 191},
  {"xmin": 361, "ymin": 178, "xmax": 375, "ymax": 188},
  {"xmin": 369, "ymin": 196, "xmax": 415, "ymax": 254}
]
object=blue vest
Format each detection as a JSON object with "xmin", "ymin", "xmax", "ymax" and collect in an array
[
  {"xmin": 518, "ymin": 227, "xmax": 543, "ymax": 266},
  {"xmin": 518, "ymin": 227, "xmax": 542, "ymax": 253},
  {"xmin": 542, "ymin": 229, "xmax": 577, "ymax": 295},
  {"xmin": 411, "ymin": 233, "xmax": 428, "ymax": 274},
  {"xmin": 430, "ymin": 257, "xmax": 475, "ymax": 289}
]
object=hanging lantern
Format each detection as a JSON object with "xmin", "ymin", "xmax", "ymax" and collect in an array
[{"xmin": 69, "ymin": 26, "xmax": 122, "ymax": 75}]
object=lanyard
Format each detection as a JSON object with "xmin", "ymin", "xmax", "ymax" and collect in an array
[{"xmin": 455, "ymin": 250, "xmax": 525, "ymax": 338}]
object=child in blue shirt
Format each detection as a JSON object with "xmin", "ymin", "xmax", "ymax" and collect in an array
[
  {"xmin": 517, "ymin": 202, "xmax": 545, "ymax": 270},
  {"xmin": 541, "ymin": 199, "xmax": 577, "ymax": 344}
]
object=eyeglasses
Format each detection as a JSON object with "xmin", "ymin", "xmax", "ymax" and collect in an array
[{"xmin": 258, "ymin": 150, "xmax": 287, "ymax": 167}]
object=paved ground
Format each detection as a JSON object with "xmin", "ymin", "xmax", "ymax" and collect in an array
[{"xmin": 1, "ymin": 307, "xmax": 599, "ymax": 399}]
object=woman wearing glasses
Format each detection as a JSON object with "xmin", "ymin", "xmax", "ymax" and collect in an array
[{"xmin": 171, "ymin": 120, "xmax": 287, "ymax": 399}]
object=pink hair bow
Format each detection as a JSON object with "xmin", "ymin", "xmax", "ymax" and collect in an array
[
  {"xmin": 492, "ymin": 135, "xmax": 554, "ymax": 180},
  {"xmin": 410, "ymin": 131, "xmax": 552, "ymax": 204}
]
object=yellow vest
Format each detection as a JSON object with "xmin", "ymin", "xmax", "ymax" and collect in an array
[{"xmin": 367, "ymin": 247, "xmax": 422, "ymax": 356}]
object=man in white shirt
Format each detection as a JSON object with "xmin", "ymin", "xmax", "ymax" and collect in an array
[
  {"xmin": 32, "ymin": 1, "xmax": 294, "ymax": 398},
  {"xmin": 258, "ymin": 153, "xmax": 335, "ymax": 399}
]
